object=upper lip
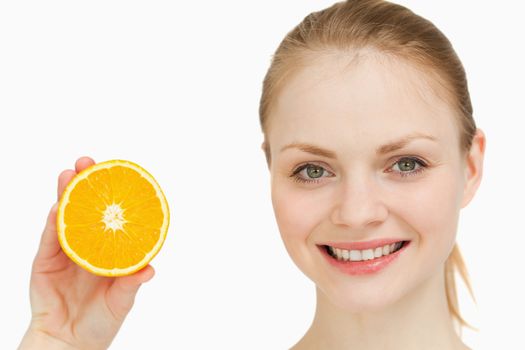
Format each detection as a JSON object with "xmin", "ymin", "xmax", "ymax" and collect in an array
[{"xmin": 318, "ymin": 238, "xmax": 408, "ymax": 251}]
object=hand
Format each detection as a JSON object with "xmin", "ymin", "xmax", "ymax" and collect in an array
[{"xmin": 19, "ymin": 157, "xmax": 155, "ymax": 350}]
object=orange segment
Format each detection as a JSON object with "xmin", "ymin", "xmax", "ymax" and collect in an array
[{"xmin": 57, "ymin": 160, "xmax": 170, "ymax": 276}]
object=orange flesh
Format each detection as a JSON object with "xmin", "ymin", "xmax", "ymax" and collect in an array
[{"xmin": 62, "ymin": 165, "xmax": 165, "ymax": 271}]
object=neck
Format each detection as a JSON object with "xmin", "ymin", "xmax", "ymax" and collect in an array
[{"xmin": 293, "ymin": 268, "xmax": 469, "ymax": 350}]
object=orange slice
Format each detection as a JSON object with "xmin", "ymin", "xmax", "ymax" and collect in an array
[{"xmin": 57, "ymin": 160, "xmax": 169, "ymax": 276}]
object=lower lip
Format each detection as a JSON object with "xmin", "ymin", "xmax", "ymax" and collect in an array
[{"xmin": 318, "ymin": 241, "xmax": 410, "ymax": 276}]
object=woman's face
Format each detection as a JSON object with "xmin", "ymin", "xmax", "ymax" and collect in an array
[{"xmin": 265, "ymin": 51, "xmax": 473, "ymax": 311}]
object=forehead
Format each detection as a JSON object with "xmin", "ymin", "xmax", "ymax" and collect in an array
[{"xmin": 267, "ymin": 51, "xmax": 459, "ymax": 157}]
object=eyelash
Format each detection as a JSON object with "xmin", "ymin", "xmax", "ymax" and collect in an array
[{"xmin": 290, "ymin": 157, "xmax": 428, "ymax": 184}]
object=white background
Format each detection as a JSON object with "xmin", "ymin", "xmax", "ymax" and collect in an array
[{"xmin": 1, "ymin": 1, "xmax": 523, "ymax": 349}]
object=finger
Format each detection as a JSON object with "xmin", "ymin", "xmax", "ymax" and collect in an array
[
  {"xmin": 57, "ymin": 156, "xmax": 96, "ymax": 201},
  {"xmin": 57, "ymin": 169, "xmax": 76, "ymax": 201},
  {"xmin": 114, "ymin": 265, "xmax": 155, "ymax": 294},
  {"xmin": 75, "ymin": 156, "xmax": 96, "ymax": 173},
  {"xmin": 105, "ymin": 265, "xmax": 155, "ymax": 320},
  {"xmin": 34, "ymin": 203, "xmax": 62, "ymax": 261}
]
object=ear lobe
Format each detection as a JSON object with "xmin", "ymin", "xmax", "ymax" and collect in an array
[{"xmin": 461, "ymin": 128, "xmax": 486, "ymax": 208}]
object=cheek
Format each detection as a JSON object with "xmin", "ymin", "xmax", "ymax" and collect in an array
[
  {"xmin": 392, "ymin": 167, "xmax": 462, "ymax": 259},
  {"xmin": 271, "ymin": 181, "xmax": 329, "ymax": 253}
]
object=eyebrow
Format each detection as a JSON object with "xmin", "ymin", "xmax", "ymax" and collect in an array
[{"xmin": 279, "ymin": 132, "xmax": 437, "ymax": 159}]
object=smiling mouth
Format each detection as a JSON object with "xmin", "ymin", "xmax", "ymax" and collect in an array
[{"xmin": 322, "ymin": 241, "xmax": 409, "ymax": 262}]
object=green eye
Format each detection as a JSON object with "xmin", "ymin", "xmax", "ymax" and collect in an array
[
  {"xmin": 392, "ymin": 157, "xmax": 428, "ymax": 178},
  {"xmin": 290, "ymin": 156, "xmax": 428, "ymax": 185},
  {"xmin": 306, "ymin": 165, "xmax": 324, "ymax": 179},
  {"xmin": 397, "ymin": 158, "xmax": 417, "ymax": 171},
  {"xmin": 291, "ymin": 163, "xmax": 331, "ymax": 184}
]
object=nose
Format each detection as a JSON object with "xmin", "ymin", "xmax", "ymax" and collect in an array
[{"xmin": 330, "ymin": 172, "xmax": 388, "ymax": 229}]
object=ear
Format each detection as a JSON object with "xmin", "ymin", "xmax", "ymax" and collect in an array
[
  {"xmin": 261, "ymin": 141, "xmax": 271, "ymax": 169},
  {"xmin": 461, "ymin": 128, "xmax": 486, "ymax": 208}
]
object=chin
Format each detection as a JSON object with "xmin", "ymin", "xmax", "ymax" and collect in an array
[{"xmin": 318, "ymin": 282, "xmax": 406, "ymax": 314}]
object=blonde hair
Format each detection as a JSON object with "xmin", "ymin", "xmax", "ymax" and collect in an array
[{"xmin": 259, "ymin": 0, "xmax": 476, "ymax": 333}]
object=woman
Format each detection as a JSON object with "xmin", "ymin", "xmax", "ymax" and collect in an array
[
  {"xmin": 19, "ymin": 0, "xmax": 485, "ymax": 349},
  {"xmin": 258, "ymin": 1, "xmax": 484, "ymax": 348}
]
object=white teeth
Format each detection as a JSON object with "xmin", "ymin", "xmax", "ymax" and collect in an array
[
  {"xmin": 328, "ymin": 241, "xmax": 406, "ymax": 262},
  {"xmin": 349, "ymin": 250, "xmax": 362, "ymax": 261},
  {"xmin": 342, "ymin": 249, "xmax": 350, "ymax": 260},
  {"xmin": 362, "ymin": 249, "xmax": 374, "ymax": 260}
]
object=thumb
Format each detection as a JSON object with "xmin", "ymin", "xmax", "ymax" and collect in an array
[
  {"xmin": 105, "ymin": 265, "xmax": 155, "ymax": 320},
  {"xmin": 34, "ymin": 168, "xmax": 77, "ymax": 263},
  {"xmin": 34, "ymin": 203, "xmax": 61, "ymax": 262}
]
